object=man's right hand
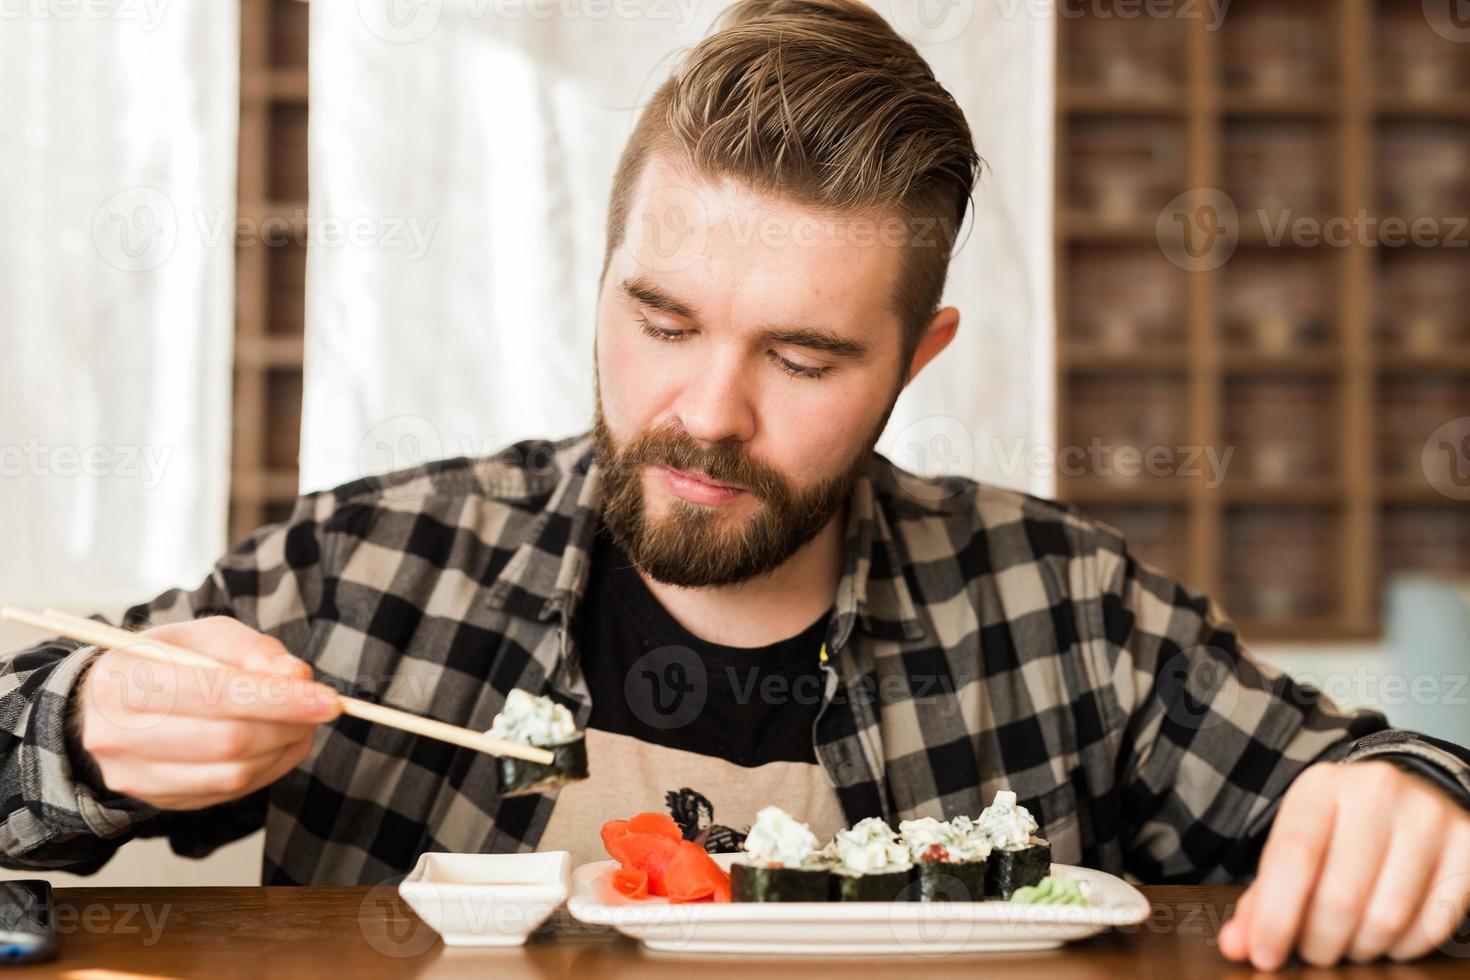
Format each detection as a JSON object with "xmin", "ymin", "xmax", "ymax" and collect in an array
[{"xmin": 74, "ymin": 616, "xmax": 341, "ymax": 810}]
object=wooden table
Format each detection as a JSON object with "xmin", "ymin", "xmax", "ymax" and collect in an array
[{"xmin": 18, "ymin": 885, "xmax": 1466, "ymax": 978}]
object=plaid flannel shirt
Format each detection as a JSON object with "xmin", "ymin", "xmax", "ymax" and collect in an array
[{"xmin": 4, "ymin": 430, "xmax": 1468, "ymax": 885}]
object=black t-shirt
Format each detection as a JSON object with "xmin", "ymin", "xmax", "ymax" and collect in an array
[
  {"xmin": 574, "ymin": 523, "xmax": 832, "ymax": 767},
  {"xmin": 539, "ymin": 522, "xmax": 846, "ymax": 861}
]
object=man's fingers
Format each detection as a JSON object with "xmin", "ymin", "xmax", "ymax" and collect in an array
[
  {"xmin": 104, "ymin": 738, "xmax": 313, "ymax": 808},
  {"xmin": 1218, "ymin": 884, "xmax": 1256, "ymax": 961},
  {"xmin": 134, "ymin": 616, "xmax": 311, "ymax": 678},
  {"xmin": 1296, "ymin": 784, "xmax": 1392, "ymax": 967},
  {"xmin": 1247, "ymin": 769, "xmax": 1336, "ymax": 971},
  {"xmin": 256, "ymin": 730, "xmax": 316, "ymax": 788},
  {"xmin": 87, "ymin": 714, "xmax": 317, "ymax": 764},
  {"xmin": 1347, "ymin": 803, "xmax": 1448, "ymax": 962},
  {"xmin": 87, "ymin": 647, "xmax": 339, "ymax": 726},
  {"xmin": 1388, "ymin": 829, "xmax": 1470, "ymax": 962}
]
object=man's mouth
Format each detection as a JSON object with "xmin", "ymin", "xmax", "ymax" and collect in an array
[{"xmin": 654, "ymin": 465, "xmax": 748, "ymax": 505}]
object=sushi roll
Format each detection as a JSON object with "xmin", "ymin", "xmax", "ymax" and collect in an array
[
  {"xmin": 823, "ymin": 817, "xmax": 915, "ymax": 902},
  {"xmin": 898, "ymin": 816, "xmax": 990, "ymax": 902},
  {"xmin": 730, "ymin": 806, "xmax": 830, "ymax": 902},
  {"xmin": 487, "ymin": 689, "xmax": 588, "ymax": 797},
  {"xmin": 975, "ymin": 791, "xmax": 1051, "ymax": 899}
]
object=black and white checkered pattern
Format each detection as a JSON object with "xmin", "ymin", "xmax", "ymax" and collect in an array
[{"xmin": 3, "ymin": 430, "xmax": 1467, "ymax": 884}]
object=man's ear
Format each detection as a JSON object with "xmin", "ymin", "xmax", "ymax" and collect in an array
[{"xmin": 903, "ymin": 306, "xmax": 960, "ymax": 386}]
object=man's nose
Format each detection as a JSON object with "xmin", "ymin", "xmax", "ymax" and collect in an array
[{"xmin": 673, "ymin": 349, "xmax": 756, "ymax": 446}]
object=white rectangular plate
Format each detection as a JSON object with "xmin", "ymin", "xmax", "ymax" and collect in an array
[{"xmin": 566, "ymin": 854, "xmax": 1150, "ymax": 955}]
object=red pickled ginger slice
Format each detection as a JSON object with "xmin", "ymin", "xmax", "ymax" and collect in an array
[
  {"xmin": 600, "ymin": 813, "xmax": 715, "ymax": 900},
  {"xmin": 610, "ymin": 866, "xmax": 649, "ymax": 900},
  {"xmin": 600, "ymin": 819, "xmax": 632, "ymax": 864},
  {"xmin": 664, "ymin": 839, "xmax": 732, "ymax": 904},
  {"xmin": 624, "ymin": 812, "xmax": 681, "ymax": 839},
  {"xmin": 600, "ymin": 812, "xmax": 681, "ymax": 864},
  {"xmin": 616, "ymin": 832, "xmax": 681, "ymax": 896}
]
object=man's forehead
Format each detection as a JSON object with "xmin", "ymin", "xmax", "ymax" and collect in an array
[{"xmin": 618, "ymin": 154, "xmax": 906, "ymax": 330}]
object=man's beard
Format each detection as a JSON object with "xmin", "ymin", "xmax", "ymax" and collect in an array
[{"xmin": 592, "ymin": 405, "xmax": 891, "ymax": 589}]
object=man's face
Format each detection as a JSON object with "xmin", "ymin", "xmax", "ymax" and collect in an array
[{"xmin": 593, "ymin": 153, "xmax": 912, "ymax": 588}]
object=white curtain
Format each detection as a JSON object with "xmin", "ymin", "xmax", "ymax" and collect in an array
[
  {"xmin": 0, "ymin": 8, "xmax": 239, "ymax": 606},
  {"xmin": 304, "ymin": 1, "xmax": 1054, "ymax": 496}
]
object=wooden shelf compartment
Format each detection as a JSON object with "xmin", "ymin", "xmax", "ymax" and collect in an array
[{"xmin": 1223, "ymin": 503, "xmax": 1345, "ymax": 627}]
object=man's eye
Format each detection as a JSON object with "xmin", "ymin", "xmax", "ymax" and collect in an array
[
  {"xmin": 769, "ymin": 350, "xmax": 833, "ymax": 381},
  {"xmin": 636, "ymin": 315, "xmax": 830, "ymax": 380},
  {"xmin": 637, "ymin": 316, "xmax": 687, "ymax": 342}
]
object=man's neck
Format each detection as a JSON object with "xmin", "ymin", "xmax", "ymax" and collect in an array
[{"xmin": 638, "ymin": 503, "xmax": 847, "ymax": 648}]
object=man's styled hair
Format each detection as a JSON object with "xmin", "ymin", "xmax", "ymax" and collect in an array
[{"xmin": 602, "ymin": 0, "xmax": 981, "ymax": 369}]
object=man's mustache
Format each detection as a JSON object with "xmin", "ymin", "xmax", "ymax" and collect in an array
[{"xmin": 616, "ymin": 427, "xmax": 788, "ymax": 503}]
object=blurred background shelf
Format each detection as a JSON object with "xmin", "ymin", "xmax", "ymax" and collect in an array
[
  {"xmin": 1058, "ymin": 476, "xmax": 1194, "ymax": 504},
  {"xmin": 240, "ymin": 67, "xmax": 309, "ymax": 102},
  {"xmin": 1055, "ymin": 0, "xmax": 1470, "ymax": 641},
  {"xmin": 1059, "ymin": 349, "xmax": 1189, "ymax": 373},
  {"xmin": 233, "ymin": 0, "xmax": 309, "ymax": 543},
  {"xmin": 1058, "ymin": 88, "xmax": 1186, "ymax": 116}
]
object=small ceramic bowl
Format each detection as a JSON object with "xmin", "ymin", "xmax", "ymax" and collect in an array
[{"xmin": 399, "ymin": 851, "xmax": 570, "ymax": 946}]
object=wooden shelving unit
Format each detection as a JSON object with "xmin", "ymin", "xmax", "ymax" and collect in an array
[
  {"xmin": 1055, "ymin": 0, "xmax": 1470, "ymax": 640},
  {"xmin": 233, "ymin": 0, "xmax": 309, "ymax": 543}
]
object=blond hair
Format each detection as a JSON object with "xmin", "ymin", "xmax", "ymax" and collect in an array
[{"xmin": 602, "ymin": 0, "xmax": 981, "ymax": 368}]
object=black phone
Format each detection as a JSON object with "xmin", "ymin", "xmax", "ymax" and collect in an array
[{"xmin": 0, "ymin": 880, "xmax": 57, "ymax": 964}]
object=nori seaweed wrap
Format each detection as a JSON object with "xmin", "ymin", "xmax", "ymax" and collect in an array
[
  {"xmin": 496, "ymin": 734, "xmax": 589, "ymax": 797},
  {"xmin": 914, "ymin": 855, "xmax": 988, "ymax": 902},
  {"xmin": 984, "ymin": 837, "xmax": 1052, "ymax": 900},
  {"xmin": 829, "ymin": 867, "xmax": 915, "ymax": 902},
  {"xmin": 730, "ymin": 861, "xmax": 831, "ymax": 902}
]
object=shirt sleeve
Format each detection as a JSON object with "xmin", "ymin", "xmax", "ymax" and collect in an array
[
  {"xmin": 0, "ymin": 490, "xmax": 335, "ymax": 874},
  {"xmin": 1092, "ymin": 534, "xmax": 1470, "ymax": 884}
]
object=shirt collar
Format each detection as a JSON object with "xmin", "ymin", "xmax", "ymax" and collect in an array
[{"xmin": 484, "ymin": 431, "xmax": 927, "ymax": 647}]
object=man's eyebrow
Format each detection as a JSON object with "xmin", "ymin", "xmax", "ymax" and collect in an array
[
  {"xmin": 621, "ymin": 275, "xmax": 869, "ymax": 359},
  {"xmin": 759, "ymin": 326, "xmax": 869, "ymax": 359},
  {"xmin": 621, "ymin": 277, "xmax": 697, "ymax": 319}
]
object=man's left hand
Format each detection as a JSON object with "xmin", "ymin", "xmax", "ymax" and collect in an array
[{"xmin": 1218, "ymin": 759, "xmax": 1470, "ymax": 969}]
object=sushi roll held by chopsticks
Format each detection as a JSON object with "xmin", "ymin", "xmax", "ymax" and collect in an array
[
  {"xmin": 730, "ymin": 806, "xmax": 831, "ymax": 902},
  {"xmin": 486, "ymin": 689, "xmax": 589, "ymax": 797},
  {"xmin": 975, "ymin": 791, "xmax": 1051, "ymax": 899},
  {"xmin": 898, "ymin": 816, "xmax": 991, "ymax": 902},
  {"xmin": 823, "ymin": 817, "xmax": 915, "ymax": 902}
]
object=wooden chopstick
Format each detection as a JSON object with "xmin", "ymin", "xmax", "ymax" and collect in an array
[{"xmin": 1, "ymin": 606, "xmax": 555, "ymax": 765}]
